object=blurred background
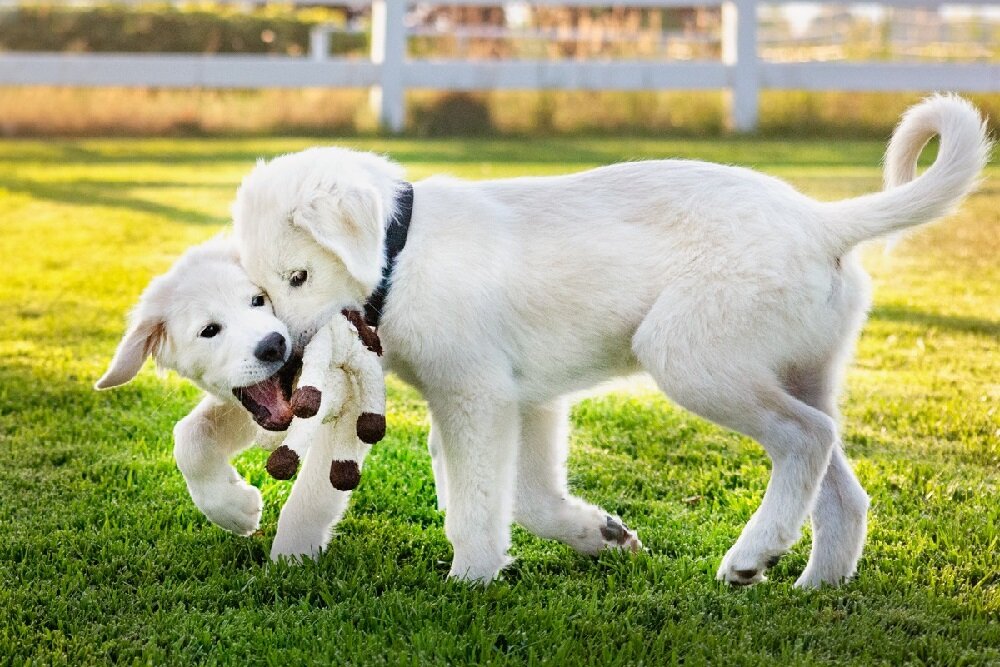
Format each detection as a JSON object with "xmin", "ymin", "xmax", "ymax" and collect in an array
[{"xmin": 0, "ymin": 0, "xmax": 997, "ymax": 138}]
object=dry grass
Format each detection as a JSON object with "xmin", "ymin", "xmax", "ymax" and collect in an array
[{"xmin": 2, "ymin": 86, "xmax": 998, "ymax": 138}]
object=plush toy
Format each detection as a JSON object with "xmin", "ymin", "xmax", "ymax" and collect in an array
[
  {"xmin": 243, "ymin": 309, "xmax": 386, "ymax": 491},
  {"xmin": 254, "ymin": 310, "xmax": 387, "ymax": 561}
]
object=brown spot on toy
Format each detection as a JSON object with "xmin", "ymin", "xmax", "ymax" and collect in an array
[
  {"xmin": 342, "ymin": 309, "xmax": 382, "ymax": 356},
  {"xmin": 266, "ymin": 445, "xmax": 299, "ymax": 480},
  {"xmin": 356, "ymin": 412, "xmax": 386, "ymax": 444},
  {"xmin": 290, "ymin": 385, "xmax": 321, "ymax": 418},
  {"xmin": 329, "ymin": 459, "xmax": 361, "ymax": 491}
]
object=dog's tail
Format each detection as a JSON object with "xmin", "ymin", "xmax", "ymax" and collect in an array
[{"xmin": 817, "ymin": 94, "xmax": 990, "ymax": 255}]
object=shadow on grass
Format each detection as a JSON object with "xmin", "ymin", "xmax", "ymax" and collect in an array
[
  {"xmin": 0, "ymin": 176, "xmax": 224, "ymax": 225},
  {"xmin": 870, "ymin": 304, "xmax": 999, "ymax": 338}
]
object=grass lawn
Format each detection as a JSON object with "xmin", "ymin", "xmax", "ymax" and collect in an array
[{"xmin": 0, "ymin": 135, "xmax": 997, "ymax": 665}]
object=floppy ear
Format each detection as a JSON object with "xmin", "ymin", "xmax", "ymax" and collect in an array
[
  {"xmin": 292, "ymin": 183, "xmax": 385, "ymax": 289},
  {"xmin": 94, "ymin": 319, "xmax": 166, "ymax": 390}
]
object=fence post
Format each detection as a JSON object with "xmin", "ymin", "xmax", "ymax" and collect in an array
[
  {"xmin": 309, "ymin": 25, "xmax": 330, "ymax": 62},
  {"xmin": 370, "ymin": 0, "xmax": 406, "ymax": 133},
  {"xmin": 722, "ymin": 0, "xmax": 759, "ymax": 132}
]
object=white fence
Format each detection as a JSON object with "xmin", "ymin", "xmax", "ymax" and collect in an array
[{"xmin": 0, "ymin": 0, "xmax": 997, "ymax": 132}]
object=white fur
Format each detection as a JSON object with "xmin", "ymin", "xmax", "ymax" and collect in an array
[
  {"xmin": 97, "ymin": 237, "xmax": 365, "ymax": 559},
  {"xmin": 232, "ymin": 95, "xmax": 990, "ymax": 587}
]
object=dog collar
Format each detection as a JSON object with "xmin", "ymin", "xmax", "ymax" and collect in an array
[{"xmin": 363, "ymin": 182, "xmax": 414, "ymax": 327}]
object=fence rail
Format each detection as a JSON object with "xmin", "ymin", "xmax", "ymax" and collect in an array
[{"xmin": 1, "ymin": 0, "xmax": 998, "ymax": 132}]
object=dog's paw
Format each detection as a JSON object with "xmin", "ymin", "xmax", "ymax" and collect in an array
[
  {"xmin": 189, "ymin": 477, "xmax": 263, "ymax": 537},
  {"xmin": 549, "ymin": 510, "xmax": 642, "ymax": 556},
  {"xmin": 447, "ymin": 552, "xmax": 510, "ymax": 585},
  {"xmin": 793, "ymin": 561, "xmax": 857, "ymax": 590},
  {"xmin": 716, "ymin": 544, "xmax": 784, "ymax": 586},
  {"xmin": 269, "ymin": 535, "xmax": 325, "ymax": 563},
  {"xmin": 598, "ymin": 515, "xmax": 643, "ymax": 553}
]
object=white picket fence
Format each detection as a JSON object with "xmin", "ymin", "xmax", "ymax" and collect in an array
[{"xmin": 0, "ymin": 0, "xmax": 997, "ymax": 132}]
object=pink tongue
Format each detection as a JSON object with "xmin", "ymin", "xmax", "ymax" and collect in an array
[{"xmin": 233, "ymin": 374, "xmax": 293, "ymax": 431}]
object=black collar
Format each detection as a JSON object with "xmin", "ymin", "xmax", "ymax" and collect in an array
[{"xmin": 363, "ymin": 182, "xmax": 414, "ymax": 327}]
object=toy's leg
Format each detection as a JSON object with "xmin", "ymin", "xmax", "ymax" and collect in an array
[
  {"xmin": 266, "ymin": 363, "xmax": 352, "ymax": 481},
  {"xmin": 514, "ymin": 399, "xmax": 641, "ymax": 553},
  {"xmin": 271, "ymin": 414, "xmax": 363, "ymax": 562},
  {"xmin": 173, "ymin": 396, "xmax": 262, "ymax": 536},
  {"xmin": 345, "ymin": 345, "xmax": 386, "ymax": 443},
  {"xmin": 431, "ymin": 394, "xmax": 519, "ymax": 583},
  {"xmin": 428, "ymin": 414, "xmax": 448, "ymax": 511}
]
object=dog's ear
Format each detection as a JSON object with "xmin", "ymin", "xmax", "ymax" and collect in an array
[
  {"xmin": 292, "ymin": 183, "xmax": 385, "ymax": 289},
  {"xmin": 94, "ymin": 319, "xmax": 166, "ymax": 390}
]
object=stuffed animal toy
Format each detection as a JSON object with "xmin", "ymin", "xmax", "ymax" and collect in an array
[
  {"xmin": 239, "ymin": 309, "xmax": 386, "ymax": 490},
  {"xmin": 255, "ymin": 310, "xmax": 387, "ymax": 560},
  {"xmin": 274, "ymin": 308, "xmax": 385, "ymax": 489}
]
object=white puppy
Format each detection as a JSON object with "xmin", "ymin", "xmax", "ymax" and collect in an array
[
  {"xmin": 232, "ymin": 95, "xmax": 990, "ymax": 587},
  {"xmin": 96, "ymin": 237, "xmax": 363, "ymax": 560}
]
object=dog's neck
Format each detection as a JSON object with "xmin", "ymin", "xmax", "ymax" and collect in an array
[{"xmin": 363, "ymin": 182, "xmax": 414, "ymax": 327}]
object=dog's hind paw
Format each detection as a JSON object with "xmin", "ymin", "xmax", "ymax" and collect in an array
[
  {"xmin": 717, "ymin": 547, "xmax": 783, "ymax": 586},
  {"xmin": 599, "ymin": 515, "xmax": 643, "ymax": 553}
]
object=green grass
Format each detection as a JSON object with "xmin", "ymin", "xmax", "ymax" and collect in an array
[{"xmin": 0, "ymin": 136, "xmax": 997, "ymax": 665}]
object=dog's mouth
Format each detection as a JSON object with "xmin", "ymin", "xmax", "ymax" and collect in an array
[{"xmin": 232, "ymin": 356, "xmax": 302, "ymax": 431}]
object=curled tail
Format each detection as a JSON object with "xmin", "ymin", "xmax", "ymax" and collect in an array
[{"xmin": 819, "ymin": 94, "xmax": 991, "ymax": 255}]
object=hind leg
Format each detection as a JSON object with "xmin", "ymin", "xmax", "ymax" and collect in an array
[
  {"xmin": 784, "ymin": 364, "xmax": 869, "ymax": 588},
  {"xmin": 427, "ymin": 415, "xmax": 448, "ymax": 512},
  {"xmin": 634, "ymin": 301, "xmax": 836, "ymax": 585},
  {"xmin": 514, "ymin": 400, "xmax": 641, "ymax": 554}
]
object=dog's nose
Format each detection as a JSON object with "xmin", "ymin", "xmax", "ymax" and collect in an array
[{"xmin": 254, "ymin": 332, "xmax": 287, "ymax": 363}]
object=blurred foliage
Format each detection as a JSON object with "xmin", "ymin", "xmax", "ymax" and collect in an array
[
  {"xmin": 0, "ymin": 5, "xmax": 366, "ymax": 55},
  {"xmin": 411, "ymin": 93, "xmax": 494, "ymax": 137},
  {"xmin": 0, "ymin": 87, "xmax": 998, "ymax": 138}
]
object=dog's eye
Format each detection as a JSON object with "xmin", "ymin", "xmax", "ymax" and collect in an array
[
  {"xmin": 251, "ymin": 294, "xmax": 266, "ymax": 307},
  {"xmin": 289, "ymin": 270, "xmax": 307, "ymax": 288},
  {"xmin": 200, "ymin": 323, "xmax": 222, "ymax": 338}
]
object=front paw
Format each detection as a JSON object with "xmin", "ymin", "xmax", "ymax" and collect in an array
[
  {"xmin": 269, "ymin": 530, "xmax": 326, "ymax": 563},
  {"xmin": 793, "ymin": 560, "xmax": 857, "ymax": 589},
  {"xmin": 189, "ymin": 477, "xmax": 263, "ymax": 537},
  {"xmin": 716, "ymin": 542, "xmax": 784, "ymax": 586},
  {"xmin": 447, "ymin": 551, "xmax": 511, "ymax": 584}
]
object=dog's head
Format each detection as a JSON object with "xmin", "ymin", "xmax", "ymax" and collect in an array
[
  {"xmin": 231, "ymin": 147, "xmax": 404, "ymax": 349},
  {"xmin": 95, "ymin": 236, "xmax": 292, "ymax": 400}
]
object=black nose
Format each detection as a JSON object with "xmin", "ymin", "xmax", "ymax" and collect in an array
[{"xmin": 254, "ymin": 332, "xmax": 287, "ymax": 363}]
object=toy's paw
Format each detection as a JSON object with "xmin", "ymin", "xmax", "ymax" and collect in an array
[
  {"xmin": 290, "ymin": 386, "xmax": 321, "ymax": 419},
  {"xmin": 329, "ymin": 460, "xmax": 361, "ymax": 491},
  {"xmin": 189, "ymin": 476, "xmax": 262, "ymax": 537},
  {"xmin": 266, "ymin": 445, "xmax": 300, "ymax": 480},
  {"xmin": 356, "ymin": 412, "xmax": 386, "ymax": 444}
]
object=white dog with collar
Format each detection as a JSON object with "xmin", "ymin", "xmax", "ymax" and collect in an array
[{"xmin": 231, "ymin": 95, "xmax": 989, "ymax": 587}]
